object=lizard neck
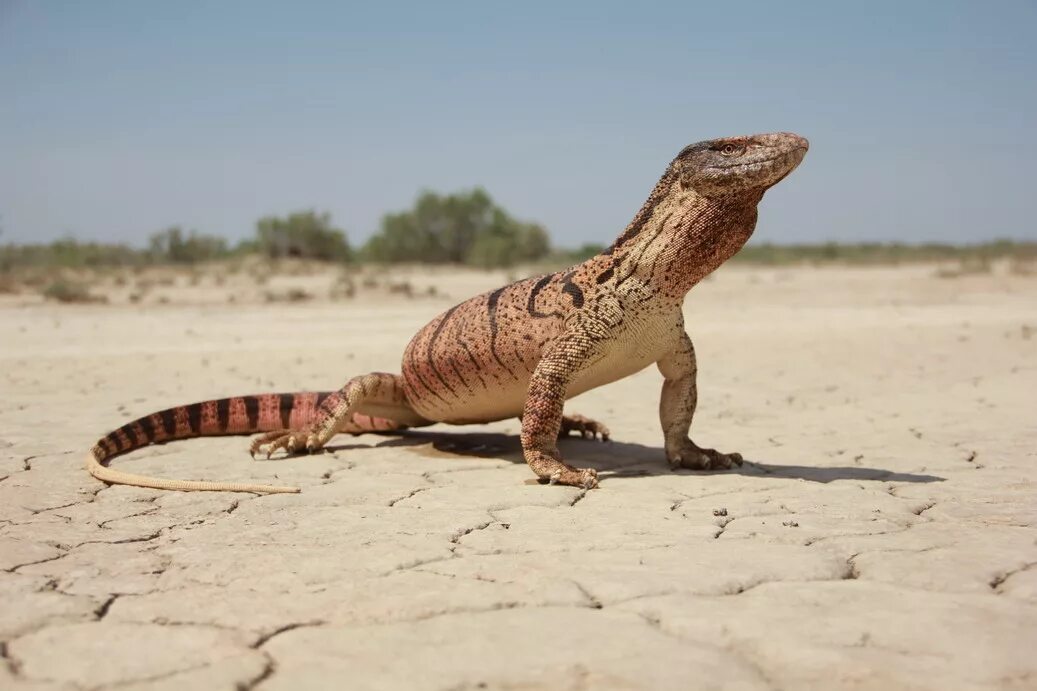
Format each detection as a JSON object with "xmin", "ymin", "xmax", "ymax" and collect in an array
[{"xmin": 606, "ymin": 175, "xmax": 762, "ymax": 301}]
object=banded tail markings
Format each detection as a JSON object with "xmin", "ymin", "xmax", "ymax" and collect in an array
[
  {"xmin": 159, "ymin": 408, "xmax": 177, "ymax": 437},
  {"xmin": 243, "ymin": 396, "xmax": 260, "ymax": 430},
  {"xmin": 86, "ymin": 391, "xmax": 406, "ymax": 494},
  {"xmin": 137, "ymin": 415, "xmax": 156, "ymax": 444},
  {"xmin": 119, "ymin": 423, "xmax": 138, "ymax": 448},
  {"xmin": 216, "ymin": 398, "xmax": 230, "ymax": 433},
  {"xmin": 186, "ymin": 402, "xmax": 202, "ymax": 435},
  {"xmin": 279, "ymin": 393, "xmax": 295, "ymax": 430}
]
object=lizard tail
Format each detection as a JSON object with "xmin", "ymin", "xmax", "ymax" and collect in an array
[{"xmin": 86, "ymin": 392, "xmax": 394, "ymax": 494}]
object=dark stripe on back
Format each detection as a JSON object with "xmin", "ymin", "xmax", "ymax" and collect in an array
[
  {"xmin": 485, "ymin": 286, "xmax": 514, "ymax": 375},
  {"xmin": 243, "ymin": 396, "xmax": 260, "ymax": 430},
  {"xmin": 595, "ymin": 266, "xmax": 615, "ymax": 284},
  {"xmin": 527, "ymin": 274, "xmax": 559, "ymax": 319},
  {"xmin": 458, "ymin": 339, "xmax": 489, "ymax": 388},
  {"xmin": 137, "ymin": 415, "xmax": 156, "ymax": 444},
  {"xmin": 120, "ymin": 423, "xmax": 138, "ymax": 448},
  {"xmin": 279, "ymin": 393, "xmax": 294, "ymax": 429},
  {"xmin": 186, "ymin": 403, "xmax": 202, "ymax": 435},
  {"xmin": 216, "ymin": 398, "xmax": 230, "ymax": 432},
  {"xmin": 316, "ymin": 391, "xmax": 331, "ymax": 409},
  {"xmin": 107, "ymin": 432, "xmax": 124, "ymax": 453},
  {"xmin": 403, "ymin": 357, "xmax": 451, "ymax": 406},
  {"xmin": 159, "ymin": 408, "xmax": 177, "ymax": 437},
  {"xmin": 561, "ymin": 271, "xmax": 585, "ymax": 308},
  {"xmin": 425, "ymin": 306, "xmax": 460, "ymax": 398}
]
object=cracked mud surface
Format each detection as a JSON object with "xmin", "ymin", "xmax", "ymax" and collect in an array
[{"xmin": 1, "ymin": 265, "xmax": 1035, "ymax": 690}]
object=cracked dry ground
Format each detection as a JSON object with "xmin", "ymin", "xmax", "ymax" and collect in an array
[{"xmin": 1, "ymin": 265, "xmax": 1035, "ymax": 690}]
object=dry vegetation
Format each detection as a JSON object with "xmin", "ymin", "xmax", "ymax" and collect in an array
[{"xmin": 0, "ymin": 241, "xmax": 1034, "ymax": 308}]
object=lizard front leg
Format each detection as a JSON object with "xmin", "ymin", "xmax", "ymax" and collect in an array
[
  {"xmin": 657, "ymin": 332, "xmax": 743, "ymax": 470},
  {"xmin": 521, "ymin": 330, "xmax": 601, "ymax": 489}
]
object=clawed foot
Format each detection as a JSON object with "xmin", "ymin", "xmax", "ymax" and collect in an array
[
  {"xmin": 249, "ymin": 429, "xmax": 324, "ymax": 458},
  {"xmin": 667, "ymin": 440, "xmax": 743, "ymax": 471},
  {"xmin": 559, "ymin": 414, "xmax": 610, "ymax": 441},
  {"xmin": 548, "ymin": 465, "xmax": 599, "ymax": 489}
]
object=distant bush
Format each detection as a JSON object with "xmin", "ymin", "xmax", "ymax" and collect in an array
[
  {"xmin": 255, "ymin": 211, "xmax": 352, "ymax": 262},
  {"xmin": 0, "ymin": 238, "xmax": 149, "ymax": 271},
  {"xmin": 362, "ymin": 189, "xmax": 552, "ymax": 268},
  {"xmin": 148, "ymin": 227, "xmax": 229, "ymax": 264}
]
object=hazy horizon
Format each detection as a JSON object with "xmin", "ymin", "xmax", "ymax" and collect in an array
[{"xmin": 2, "ymin": 1, "xmax": 1035, "ymax": 248}]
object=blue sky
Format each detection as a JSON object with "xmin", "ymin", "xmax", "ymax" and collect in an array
[{"xmin": 1, "ymin": 1, "xmax": 1034, "ymax": 247}]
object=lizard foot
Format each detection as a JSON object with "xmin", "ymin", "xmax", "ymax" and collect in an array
[
  {"xmin": 667, "ymin": 440, "xmax": 743, "ymax": 471},
  {"xmin": 548, "ymin": 466, "xmax": 599, "ymax": 489},
  {"xmin": 249, "ymin": 429, "xmax": 324, "ymax": 458},
  {"xmin": 559, "ymin": 414, "xmax": 611, "ymax": 441}
]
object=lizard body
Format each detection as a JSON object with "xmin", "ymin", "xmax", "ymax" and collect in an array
[{"xmin": 87, "ymin": 132, "xmax": 808, "ymax": 492}]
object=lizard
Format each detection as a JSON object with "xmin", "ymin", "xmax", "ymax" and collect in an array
[{"xmin": 86, "ymin": 131, "xmax": 808, "ymax": 493}]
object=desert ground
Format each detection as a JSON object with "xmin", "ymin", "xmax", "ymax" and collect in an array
[{"xmin": 0, "ymin": 261, "xmax": 1035, "ymax": 690}]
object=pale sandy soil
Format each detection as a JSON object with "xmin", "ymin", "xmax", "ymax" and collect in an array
[{"xmin": 0, "ymin": 263, "xmax": 1035, "ymax": 690}]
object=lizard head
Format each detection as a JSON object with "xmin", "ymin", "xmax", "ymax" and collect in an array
[{"xmin": 674, "ymin": 132, "xmax": 809, "ymax": 197}]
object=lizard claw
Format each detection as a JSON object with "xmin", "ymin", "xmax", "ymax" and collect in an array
[
  {"xmin": 559, "ymin": 414, "xmax": 611, "ymax": 442},
  {"xmin": 544, "ymin": 466, "xmax": 598, "ymax": 489},
  {"xmin": 249, "ymin": 429, "xmax": 318, "ymax": 460},
  {"xmin": 667, "ymin": 440, "xmax": 744, "ymax": 471}
]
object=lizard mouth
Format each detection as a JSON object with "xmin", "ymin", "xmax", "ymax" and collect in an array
[{"xmin": 705, "ymin": 154, "xmax": 784, "ymax": 172}]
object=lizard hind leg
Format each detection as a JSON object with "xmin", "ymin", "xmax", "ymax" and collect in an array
[{"xmin": 250, "ymin": 373, "xmax": 426, "ymax": 458}]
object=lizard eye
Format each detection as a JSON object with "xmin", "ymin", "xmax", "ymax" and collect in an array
[{"xmin": 720, "ymin": 143, "xmax": 739, "ymax": 156}]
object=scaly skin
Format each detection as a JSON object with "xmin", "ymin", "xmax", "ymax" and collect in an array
[{"xmin": 86, "ymin": 132, "xmax": 808, "ymax": 493}]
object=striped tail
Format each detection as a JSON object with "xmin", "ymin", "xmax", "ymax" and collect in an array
[{"xmin": 86, "ymin": 392, "xmax": 398, "ymax": 494}]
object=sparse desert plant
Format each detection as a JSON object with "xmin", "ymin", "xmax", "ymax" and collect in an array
[
  {"xmin": 0, "ymin": 273, "xmax": 20, "ymax": 294},
  {"xmin": 935, "ymin": 257, "xmax": 992, "ymax": 279},
  {"xmin": 330, "ymin": 273, "xmax": 356, "ymax": 300},
  {"xmin": 1009, "ymin": 259, "xmax": 1036, "ymax": 276},
  {"xmin": 265, "ymin": 288, "xmax": 314, "ymax": 303},
  {"xmin": 21, "ymin": 270, "xmax": 50, "ymax": 288},
  {"xmin": 42, "ymin": 279, "xmax": 105, "ymax": 304},
  {"xmin": 387, "ymin": 280, "xmax": 414, "ymax": 297}
]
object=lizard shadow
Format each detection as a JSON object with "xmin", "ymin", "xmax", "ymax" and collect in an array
[{"xmin": 324, "ymin": 429, "xmax": 945, "ymax": 485}]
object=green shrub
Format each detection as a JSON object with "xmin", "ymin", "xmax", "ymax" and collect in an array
[
  {"xmin": 255, "ymin": 211, "xmax": 352, "ymax": 262},
  {"xmin": 362, "ymin": 189, "xmax": 551, "ymax": 267}
]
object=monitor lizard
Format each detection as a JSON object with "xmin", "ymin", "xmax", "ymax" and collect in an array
[{"xmin": 86, "ymin": 132, "xmax": 809, "ymax": 493}]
